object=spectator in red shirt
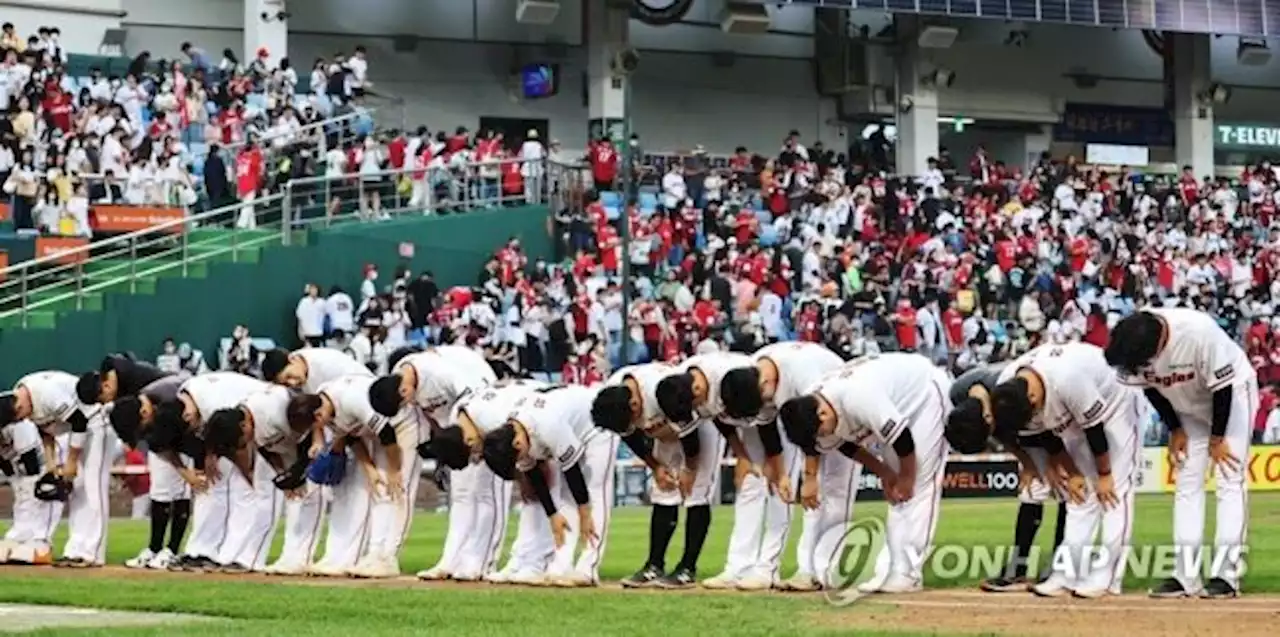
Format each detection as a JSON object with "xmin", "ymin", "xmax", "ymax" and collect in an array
[
  {"xmin": 588, "ymin": 136, "xmax": 619, "ymax": 192},
  {"xmin": 235, "ymin": 141, "xmax": 264, "ymax": 228},
  {"xmin": 893, "ymin": 299, "xmax": 918, "ymax": 351}
]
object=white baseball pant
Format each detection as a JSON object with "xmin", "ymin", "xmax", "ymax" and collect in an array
[
  {"xmin": 216, "ymin": 455, "xmax": 283, "ymax": 569},
  {"xmin": 546, "ymin": 432, "xmax": 619, "ymax": 583},
  {"xmin": 271, "ymin": 484, "xmax": 326, "ymax": 569},
  {"xmin": 431, "ymin": 462, "xmax": 511, "ymax": 577},
  {"xmin": 1019, "ymin": 447, "xmax": 1058, "ymax": 505},
  {"xmin": 1172, "ymin": 378, "xmax": 1257, "ymax": 592},
  {"xmin": 1049, "ymin": 389, "xmax": 1145, "ymax": 594},
  {"xmin": 721, "ymin": 426, "xmax": 802, "ymax": 583},
  {"xmin": 867, "ymin": 369, "xmax": 952, "ymax": 587},
  {"xmin": 184, "ymin": 457, "xmax": 234, "ymax": 560},
  {"xmin": 4, "ymin": 425, "xmax": 63, "ymax": 561},
  {"xmin": 649, "ymin": 421, "xmax": 723, "ymax": 508},
  {"xmin": 799, "ymin": 450, "xmax": 861, "ymax": 586},
  {"xmin": 147, "ymin": 451, "xmax": 191, "ymax": 503},
  {"xmin": 496, "ymin": 497, "xmax": 555, "ymax": 576},
  {"xmin": 364, "ymin": 417, "xmax": 423, "ymax": 562},
  {"xmin": 313, "ymin": 451, "xmax": 371, "ymax": 571},
  {"xmin": 62, "ymin": 417, "xmax": 116, "ymax": 565}
]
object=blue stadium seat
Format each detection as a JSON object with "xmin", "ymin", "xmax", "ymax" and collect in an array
[
  {"xmin": 754, "ymin": 209, "xmax": 771, "ymax": 225},
  {"xmin": 638, "ymin": 192, "xmax": 658, "ymax": 214},
  {"xmin": 599, "ymin": 191, "xmax": 622, "ymax": 208},
  {"xmin": 245, "ymin": 94, "xmax": 268, "ymax": 111},
  {"xmin": 759, "ymin": 225, "xmax": 779, "ymax": 247},
  {"xmin": 604, "ymin": 205, "xmax": 621, "ymax": 221}
]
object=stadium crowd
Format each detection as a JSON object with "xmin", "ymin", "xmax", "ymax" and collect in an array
[
  {"xmin": 285, "ymin": 128, "xmax": 1280, "ymax": 448},
  {"xmin": 0, "ymin": 21, "xmax": 377, "ymax": 236}
]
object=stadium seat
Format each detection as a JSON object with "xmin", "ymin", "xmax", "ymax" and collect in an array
[
  {"xmin": 604, "ymin": 205, "xmax": 621, "ymax": 221},
  {"xmin": 638, "ymin": 192, "xmax": 658, "ymax": 215},
  {"xmin": 599, "ymin": 191, "xmax": 622, "ymax": 208},
  {"xmin": 758, "ymin": 225, "xmax": 779, "ymax": 247}
]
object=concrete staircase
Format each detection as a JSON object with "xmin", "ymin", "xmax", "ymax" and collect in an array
[{"xmin": 0, "ymin": 228, "xmax": 282, "ymax": 331}]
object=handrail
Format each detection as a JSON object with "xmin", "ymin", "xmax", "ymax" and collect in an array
[{"xmin": 214, "ymin": 106, "xmax": 374, "ymax": 160}]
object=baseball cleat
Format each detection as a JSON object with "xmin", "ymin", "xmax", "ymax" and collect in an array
[
  {"xmin": 125, "ymin": 548, "xmax": 156, "ymax": 569},
  {"xmin": 700, "ymin": 573, "xmax": 740, "ymax": 590},
  {"xmin": 735, "ymin": 575, "xmax": 775, "ymax": 591},
  {"xmin": 1148, "ymin": 577, "xmax": 1193, "ymax": 599},
  {"xmin": 359, "ymin": 555, "xmax": 401, "ymax": 579},
  {"xmin": 484, "ymin": 569, "xmax": 513, "ymax": 584},
  {"xmin": 779, "ymin": 573, "xmax": 822, "ymax": 592},
  {"xmin": 1200, "ymin": 578, "xmax": 1239, "ymax": 599},
  {"xmin": 264, "ymin": 561, "xmax": 306, "ymax": 576},
  {"xmin": 308, "ymin": 562, "xmax": 352, "ymax": 578},
  {"xmin": 1071, "ymin": 588, "xmax": 1111, "ymax": 599},
  {"xmin": 980, "ymin": 576, "xmax": 1031, "ymax": 592},
  {"xmin": 876, "ymin": 576, "xmax": 923, "ymax": 594},
  {"xmin": 656, "ymin": 567, "xmax": 697, "ymax": 590},
  {"xmin": 54, "ymin": 557, "xmax": 95, "ymax": 569},
  {"xmin": 506, "ymin": 570, "xmax": 550, "ymax": 586},
  {"xmin": 147, "ymin": 549, "xmax": 175, "ymax": 570},
  {"xmin": 219, "ymin": 563, "xmax": 251, "ymax": 575},
  {"xmin": 1031, "ymin": 575, "xmax": 1071, "ymax": 598},
  {"xmin": 416, "ymin": 566, "xmax": 452, "ymax": 581},
  {"xmin": 621, "ymin": 564, "xmax": 665, "ymax": 589}
]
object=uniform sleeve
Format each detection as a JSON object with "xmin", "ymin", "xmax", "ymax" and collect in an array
[
  {"xmin": 1199, "ymin": 330, "xmax": 1241, "ymax": 392},
  {"xmin": 844, "ymin": 388, "xmax": 906, "ymax": 446},
  {"xmin": 1059, "ymin": 373, "xmax": 1108, "ymax": 431},
  {"xmin": 541, "ymin": 421, "xmax": 586, "ymax": 469}
]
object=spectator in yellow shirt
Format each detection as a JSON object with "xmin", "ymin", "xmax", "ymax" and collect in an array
[{"xmin": 0, "ymin": 23, "xmax": 24, "ymax": 52}]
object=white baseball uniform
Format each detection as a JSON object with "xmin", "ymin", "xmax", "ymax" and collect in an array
[
  {"xmin": 605, "ymin": 363, "xmax": 724, "ymax": 510},
  {"xmin": 286, "ymin": 348, "xmax": 375, "ymax": 574},
  {"xmin": 752, "ymin": 342, "xmax": 853, "ymax": 584},
  {"xmin": 394, "ymin": 347, "xmax": 497, "ymax": 577},
  {"xmin": 448, "ymin": 381, "xmax": 544, "ymax": 577},
  {"xmin": 215, "ymin": 386, "xmax": 288, "ymax": 570},
  {"xmin": 177, "ymin": 372, "xmax": 269, "ymax": 563},
  {"xmin": 1000, "ymin": 342, "xmax": 1147, "ymax": 594},
  {"xmin": 1116, "ymin": 308, "xmax": 1257, "ymax": 591},
  {"xmin": 134, "ymin": 375, "xmax": 192, "ymax": 506},
  {"xmin": 0, "ymin": 420, "xmax": 64, "ymax": 563},
  {"xmin": 510, "ymin": 384, "xmax": 618, "ymax": 583},
  {"xmin": 313, "ymin": 374, "xmax": 386, "ymax": 570},
  {"xmin": 682, "ymin": 351, "xmax": 798, "ymax": 584},
  {"xmin": 811, "ymin": 352, "xmax": 952, "ymax": 588},
  {"xmin": 16, "ymin": 370, "xmax": 112, "ymax": 565}
]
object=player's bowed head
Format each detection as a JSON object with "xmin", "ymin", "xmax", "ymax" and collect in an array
[
  {"xmin": 204, "ymin": 408, "xmax": 250, "ymax": 459},
  {"xmin": 590, "ymin": 386, "xmax": 635, "ymax": 434},
  {"xmin": 108, "ymin": 395, "xmax": 147, "ymax": 448},
  {"xmin": 990, "ymin": 378, "xmax": 1035, "ymax": 434},
  {"xmin": 944, "ymin": 397, "xmax": 990, "ymax": 455},
  {"xmin": 259, "ymin": 348, "xmax": 293, "ymax": 386},
  {"xmin": 368, "ymin": 374, "xmax": 409, "ymax": 419},
  {"xmin": 480, "ymin": 423, "xmax": 520, "ymax": 481},
  {"xmin": 719, "ymin": 367, "xmax": 765, "ymax": 422},
  {"xmin": 428, "ymin": 427, "xmax": 473, "ymax": 471},
  {"xmin": 1103, "ymin": 312, "xmax": 1164, "ymax": 375},
  {"xmin": 778, "ymin": 394, "xmax": 823, "ymax": 454},
  {"xmin": 0, "ymin": 392, "xmax": 18, "ymax": 428},
  {"xmin": 655, "ymin": 373, "xmax": 697, "ymax": 425}
]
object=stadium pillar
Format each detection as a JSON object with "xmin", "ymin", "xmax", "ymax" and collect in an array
[
  {"xmin": 893, "ymin": 18, "xmax": 940, "ymax": 177},
  {"xmin": 585, "ymin": 3, "xmax": 629, "ymax": 145},
  {"xmin": 1168, "ymin": 33, "xmax": 1215, "ymax": 179},
  {"xmin": 245, "ymin": 0, "xmax": 289, "ymax": 67}
]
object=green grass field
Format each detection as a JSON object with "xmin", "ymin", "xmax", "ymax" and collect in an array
[{"xmin": 0, "ymin": 493, "xmax": 1276, "ymax": 636}]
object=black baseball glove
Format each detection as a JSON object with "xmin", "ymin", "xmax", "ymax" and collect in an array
[
  {"xmin": 34, "ymin": 473, "xmax": 72, "ymax": 501},
  {"xmin": 272, "ymin": 460, "xmax": 309, "ymax": 491}
]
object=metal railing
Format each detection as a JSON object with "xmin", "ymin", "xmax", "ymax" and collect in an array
[{"xmin": 0, "ymin": 158, "xmax": 588, "ymax": 326}]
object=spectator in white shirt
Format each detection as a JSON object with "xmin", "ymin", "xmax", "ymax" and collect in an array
[
  {"xmin": 519, "ymin": 129, "xmax": 546, "ymax": 204},
  {"xmin": 661, "ymin": 163, "xmax": 687, "ymax": 210},
  {"xmin": 348, "ymin": 46, "xmax": 369, "ymax": 96},
  {"xmin": 325, "ymin": 285, "xmax": 356, "ymax": 342},
  {"xmin": 295, "ymin": 283, "xmax": 328, "ymax": 347}
]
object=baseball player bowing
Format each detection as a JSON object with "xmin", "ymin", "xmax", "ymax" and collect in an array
[
  {"xmin": 990, "ymin": 342, "xmax": 1148, "ymax": 598},
  {"xmin": 427, "ymin": 380, "xmax": 547, "ymax": 583},
  {"xmin": 0, "ymin": 371, "xmax": 104, "ymax": 567},
  {"xmin": 482, "ymin": 384, "xmax": 620, "ymax": 587},
  {"xmin": 155, "ymin": 371, "xmax": 271, "ymax": 572},
  {"xmin": 593, "ymin": 362, "xmax": 720, "ymax": 590},
  {"xmin": 367, "ymin": 345, "xmax": 497, "ymax": 581},
  {"xmin": 290, "ymin": 373, "xmax": 410, "ymax": 578},
  {"xmin": 1106, "ymin": 308, "xmax": 1257, "ymax": 599},
  {"xmin": 780, "ymin": 352, "xmax": 952, "ymax": 594},
  {"xmin": 945, "ymin": 362, "xmax": 1068, "ymax": 592},
  {"xmin": 657, "ymin": 351, "xmax": 797, "ymax": 591},
  {"xmin": 0, "ymin": 419, "xmax": 65, "ymax": 565},
  {"xmin": 719, "ymin": 342, "xmax": 856, "ymax": 592},
  {"xmin": 261, "ymin": 347, "xmax": 376, "ymax": 576},
  {"xmin": 103, "ymin": 372, "xmax": 200, "ymax": 571}
]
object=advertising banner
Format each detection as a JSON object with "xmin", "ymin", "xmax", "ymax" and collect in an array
[{"xmin": 91, "ymin": 205, "xmax": 186, "ymax": 234}]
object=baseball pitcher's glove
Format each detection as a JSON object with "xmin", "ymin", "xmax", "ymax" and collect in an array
[
  {"xmin": 306, "ymin": 448, "xmax": 347, "ymax": 486},
  {"xmin": 272, "ymin": 460, "xmax": 309, "ymax": 491},
  {"xmin": 33, "ymin": 473, "xmax": 72, "ymax": 501}
]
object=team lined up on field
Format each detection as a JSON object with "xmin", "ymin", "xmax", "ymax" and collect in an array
[{"xmin": 0, "ymin": 306, "xmax": 1253, "ymax": 599}]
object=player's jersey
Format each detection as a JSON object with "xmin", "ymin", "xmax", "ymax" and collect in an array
[
  {"xmin": 180, "ymin": 372, "xmax": 269, "ymax": 428},
  {"xmin": 138, "ymin": 374, "xmax": 186, "ymax": 405},
  {"xmin": 1117, "ymin": 307, "xmax": 1255, "ymax": 424},
  {"xmin": 294, "ymin": 347, "xmax": 373, "ymax": 393},
  {"xmin": 450, "ymin": 380, "xmax": 544, "ymax": 433},
  {"xmin": 394, "ymin": 346, "xmax": 497, "ymax": 422},
  {"xmin": 811, "ymin": 353, "xmax": 941, "ymax": 448},
  {"xmin": 680, "ymin": 351, "xmax": 754, "ymax": 424},
  {"xmin": 15, "ymin": 371, "xmax": 82, "ymax": 432},
  {"xmin": 753, "ymin": 342, "xmax": 845, "ymax": 423},
  {"xmin": 243, "ymin": 385, "xmax": 295, "ymax": 457},
  {"xmin": 998, "ymin": 343, "xmax": 1127, "ymax": 439},
  {"xmin": 0, "ymin": 420, "xmax": 41, "ymax": 466},
  {"xmin": 509, "ymin": 385, "xmax": 601, "ymax": 470},
  {"xmin": 317, "ymin": 374, "xmax": 388, "ymax": 439},
  {"xmin": 949, "ymin": 363, "xmax": 1008, "ymax": 406},
  {"xmin": 605, "ymin": 362, "xmax": 678, "ymax": 433}
]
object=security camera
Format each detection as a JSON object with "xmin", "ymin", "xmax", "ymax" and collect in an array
[
  {"xmin": 611, "ymin": 49, "xmax": 640, "ymax": 76},
  {"xmin": 277, "ymin": 10, "xmax": 291, "ymax": 20},
  {"xmin": 898, "ymin": 96, "xmax": 914, "ymax": 114}
]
